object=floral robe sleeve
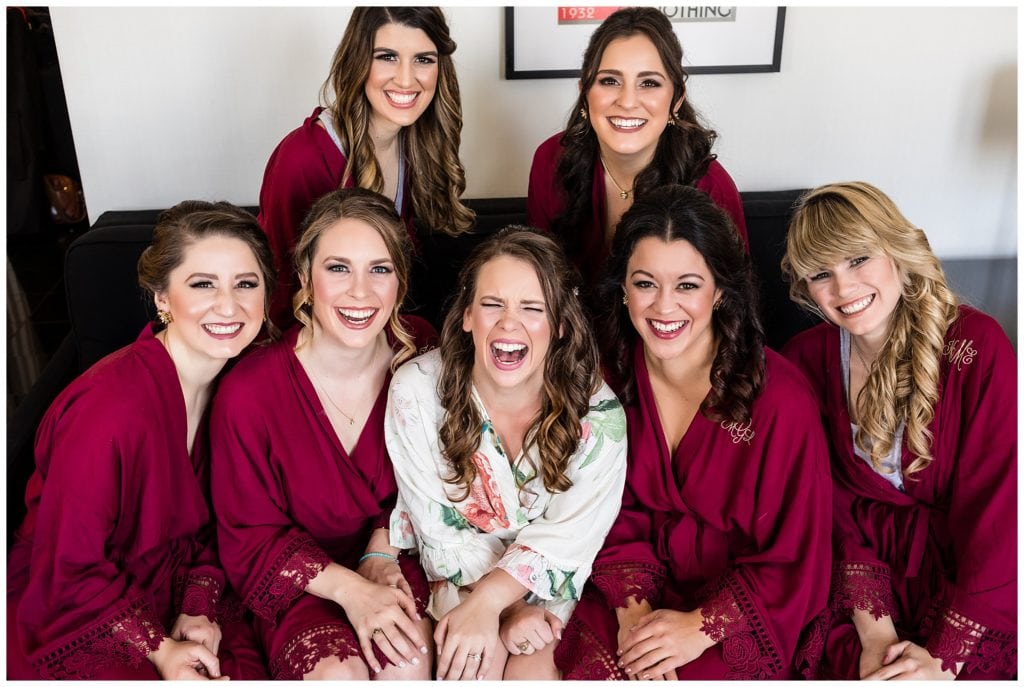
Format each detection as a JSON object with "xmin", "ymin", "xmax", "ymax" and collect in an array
[{"xmin": 384, "ymin": 350, "xmax": 628, "ymax": 623}]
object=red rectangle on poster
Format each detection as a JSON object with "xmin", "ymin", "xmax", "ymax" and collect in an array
[{"xmin": 557, "ymin": 6, "xmax": 621, "ymax": 24}]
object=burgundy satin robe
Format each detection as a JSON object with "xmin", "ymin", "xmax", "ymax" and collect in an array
[
  {"xmin": 782, "ymin": 306, "xmax": 1017, "ymax": 679},
  {"xmin": 7, "ymin": 325, "xmax": 264, "ymax": 679},
  {"xmin": 555, "ymin": 342, "xmax": 832, "ymax": 679},
  {"xmin": 210, "ymin": 319, "xmax": 435, "ymax": 680}
]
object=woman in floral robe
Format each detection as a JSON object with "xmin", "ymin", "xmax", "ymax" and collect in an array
[{"xmin": 384, "ymin": 228, "xmax": 627, "ymax": 680}]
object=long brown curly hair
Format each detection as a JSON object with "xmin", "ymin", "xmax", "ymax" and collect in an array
[
  {"xmin": 782, "ymin": 182, "xmax": 959, "ymax": 476},
  {"xmin": 291, "ymin": 188, "xmax": 416, "ymax": 370},
  {"xmin": 438, "ymin": 228, "xmax": 601, "ymax": 500},
  {"xmin": 322, "ymin": 7, "xmax": 474, "ymax": 236},
  {"xmin": 599, "ymin": 185, "xmax": 765, "ymax": 422},
  {"xmin": 553, "ymin": 7, "xmax": 718, "ymax": 273}
]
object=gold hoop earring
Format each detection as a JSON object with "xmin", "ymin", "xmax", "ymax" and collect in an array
[{"xmin": 157, "ymin": 309, "xmax": 173, "ymax": 325}]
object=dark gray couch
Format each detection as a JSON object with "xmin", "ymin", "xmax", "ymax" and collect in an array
[{"xmin": 7, "ymin": 192, "xmax": 1015, "ymax": 540}]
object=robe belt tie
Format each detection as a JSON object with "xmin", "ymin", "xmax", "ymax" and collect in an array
[{"xmin": 652, "ymin": 511, "xmax": 729, "ymax": 582}]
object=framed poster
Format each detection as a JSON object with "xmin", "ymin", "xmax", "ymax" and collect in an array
[{"xmin": 505, "ymin": 6, "xmax": 786, "ymax": 79}]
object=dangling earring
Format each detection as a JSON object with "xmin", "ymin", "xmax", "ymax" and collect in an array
[
  {"xmin": 580, "ymin": 107, "xmax": 588, "ymax": 121},
  {"xmin": 622, "ymin": 293, "xmax": 629, "ymax": 305},
  {"xmin": 157, "ymin": 309, "xmax": 173, "ymax": 325},
  {"xmin": 713, "ymin": 298, "xmax": 724, "ymax": 312},
  {"xmin": 667, "ymin": 111, "xmax": 682, "ymax": 127},
  {"xmin": 304, "ymin": 294, "xmax": 313, "ymax": 307}
]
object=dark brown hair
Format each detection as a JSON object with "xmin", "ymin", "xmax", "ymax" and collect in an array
[
  {"xmin": 292, "ymin": 187, "xmax": 416, "ymax": 369},
  {"xmin": 599, "ymin": 184, "xmax": 763, "ymax": 422},
  {"xmin": 138, "ymin": 200, "xmax": 277, "ymax": 337},
  {"xmin": 553, "ymin": 7, "xmax": 717, "ymax": 272},
  {"xmin": 322, "ymin": 7, "xmax": 473, "ymax": 235},
  {"xmin": 438, "ymin": 227, "xmax": 601, "ymax": 499}
]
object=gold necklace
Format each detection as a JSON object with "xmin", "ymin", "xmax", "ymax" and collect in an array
[
  {"xmin": 601, "ymin": 157, "xmax": 633, "ymax": 200},
  {"xmin": 305, "ymin": 360, "xmax": 356, "ymax": 426},
  {"xmin": 852, "ymin": 340, "xmax": 874, "ymax": 373}
]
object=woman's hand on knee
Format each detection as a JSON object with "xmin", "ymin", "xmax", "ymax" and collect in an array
[
  {"xmin": 861, "ymin": 640, "xmax": 958, "ymax": 680},
  {"xmin": 618, "ymin": 608, "xmax": 711, "ymax": 680},
  {"xmin": 338, "ymin": 578, "xmax": 428, "ymax": 674},
  {"xmin": 170, "ymin": 613, "xmax": 223, "ymax": 657},
  {"xmin": 434, "ymin": 597, "xmax": 501, "ymax": 680},
  {"xmin": 498, "ymin": 602, "xmax": 562, "ymax": 656},
  {"xmin": 148, "ymin": 636, "xmax": 227, "ymax": 680}
]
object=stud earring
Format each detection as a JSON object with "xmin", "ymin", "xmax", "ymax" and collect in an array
[{"xmin": 157, "ymin": 309, "xmax": 173, "ymax": 325}]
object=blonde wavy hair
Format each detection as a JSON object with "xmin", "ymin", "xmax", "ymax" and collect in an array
[
  {"xmin": 322, "ymin": 7, "xmax": 474, "ymax": 236},
  {"xmin": 781, "ymin": 182, "xmax": 958, "ymax": 476},
  {"xmin": 291, "ymin": 188, "xmax": 416, "ymax": 370}
]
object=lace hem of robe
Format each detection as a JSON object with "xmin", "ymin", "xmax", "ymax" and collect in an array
[
  {"xmin": 247, "ymin": 533, "xmax": 331, "ymax": 624},
  {"xmin": 174, "ymin": 571, "xmax": 223, "ymax": 620},
  {"xmin": 589, "ymin": 560, "xmax": 666, "ymax": 608},
  {"xmin": 498, "ymin": 542, "xmax": 585, "ymax": 603},
  {"xmin": 921, "ymin": 602, "xmax": 1018, "ymax": 676},
  {"xmin": 555, "ymin": 612, "xmax": 626, "ymax": 680},
  {"xmin": 696, "ymin": 571, "xmax": 785, "ymax": 679},
  {"xmin": 831, "ymin": 561, "xmax": 896, "ymax": 620},
  {"xmin": 32, "ymin": 593, "xmax": 166, "ymax": 679},
  {"xmin": 793, "ymin": 608, "xmax": 831, "ymax": 679},
  {"xmin": 270, "ymin": 622, "xmax": 361, "ymax": 680}
]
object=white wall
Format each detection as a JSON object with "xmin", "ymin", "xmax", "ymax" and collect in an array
[{"xmin": 52, "ymin": 6, "xmax": 1016, "ymax": 259}]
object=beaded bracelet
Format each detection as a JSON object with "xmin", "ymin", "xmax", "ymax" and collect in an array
[{"xmin": 358, "ymin": 551, "xmax": 398, "ymax": 564}]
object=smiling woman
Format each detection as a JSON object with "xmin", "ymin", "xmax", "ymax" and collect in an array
[
  {"xmin": 209, "ymin": 188, "xmax": 438, "ymax": 681},
  {"xmin": 527, "ymin": 6, "xmax": 747, "ymax": 295},
  {"xmin": 7, "ymin": 202, "xmax": 275, "ymax": 680},
  {"xmin": 781, "ymin": 182, "xmax": 1017, "ymax": 679},
  {"xmin": 384, "ymin": 228, "xmax": 627, "ymax": 680},
  {"xmin": 555, "ymin": 185, "xmax": 831, "ymax": 680},
  {"xmin": 257, "ymin": 6, "xmax": 473, "ymax": 329}
]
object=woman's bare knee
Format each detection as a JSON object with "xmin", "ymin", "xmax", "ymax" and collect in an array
[{"xmin": 503, "ymin": 641, "xmax": 560, "ymax": 680}]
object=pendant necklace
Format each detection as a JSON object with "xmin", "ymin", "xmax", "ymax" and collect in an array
[
  {"xmin": 601, "ymin": 157, "xmax": 633, "ymax": 200},
  {"xmin": 306, "ymin": 360, "xmax": 356, "ymax": 426}
]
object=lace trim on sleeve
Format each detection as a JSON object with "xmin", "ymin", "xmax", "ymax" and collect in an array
[
  {"xmin": 588, "ymin": 560, "xmax": 666, "ymax": 608},
  {"xmin": 922, "ymin": 603, "xmax": 1017, "ymax": 676},
  {"xmin": 246, "ymin": 533, "xmax": 331, "ymax": 625},
  {"xmin": 174, "ymin": 571, "xmax": 223, "ymax": 620},
  {"xmin": 33, "ymin": 593, "xmax": 166, "ymax": 679},
  {"xmin": 831, "ymin": 561, "xmax": 896, "ymax": 620},
  {"xmin": 696, "ymin": 572, "xmax": 785, "ymax": 679}
]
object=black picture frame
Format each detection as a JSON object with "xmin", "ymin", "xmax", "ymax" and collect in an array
[{"xmin": 504, "ymin": 6, "xmax": 786, "ymax": 80}]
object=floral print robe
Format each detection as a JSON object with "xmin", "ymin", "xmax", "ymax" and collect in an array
[{"xmin": 384, "ymin": 349, "xmax": 628, "ymax": 623}]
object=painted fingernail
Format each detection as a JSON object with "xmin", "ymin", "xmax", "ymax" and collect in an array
[
  {"xmin": 421, "ymin": 646, "xmax": 429, "ymax": 654},
  {"xmin": 642, "ymin": 673, "xmax": 650, "ymax": 680},
  {"xmin": 412, "ymin": 657, "xmax": 420, "ymax": 666},
  {"xmin": 399, "ymin": 661, "xmax": 406, "ymax": 668}
]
